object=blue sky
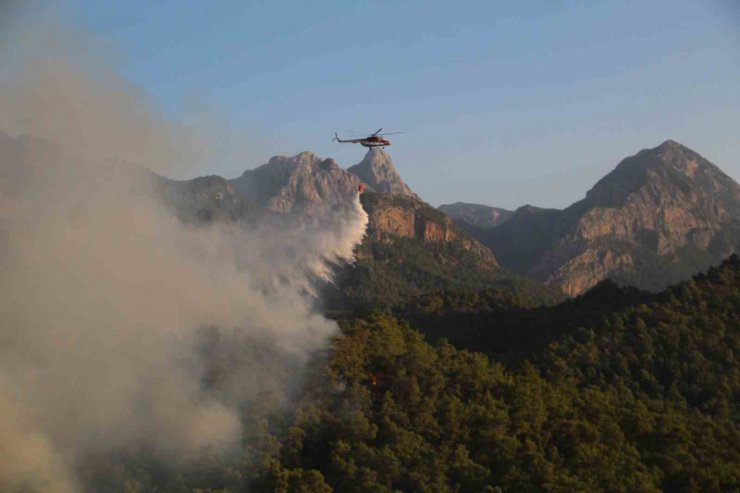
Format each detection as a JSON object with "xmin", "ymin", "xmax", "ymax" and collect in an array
[{"xmin": 21, "ymin": 1, "xmax": 740, "ymax": 208}]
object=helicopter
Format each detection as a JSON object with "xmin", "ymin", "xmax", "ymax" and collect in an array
[{"xmin": 332, "ymin": 128, "xmax": 402, "ymax": 148}]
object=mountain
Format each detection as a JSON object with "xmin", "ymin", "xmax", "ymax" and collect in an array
[
  {"xmin": 347, "ymin": 148, "xmax": 417, "ymax": 197},
  {"xmin": 480, "ymin": 140, "xmax": 740, "ymax": 295},
  {"xmin": 438, "ymin": 202, "xmax": 514, "ymax": 229},
  {"xmin": 229, "ymin": 149, "xmax": 416, "ymax": 215},
  {"xmin": 167, "ymin": 147, "xmax": 548, "ymax": 308},
  {"xmin": 227, "ymin": 148, "xmax": 494, "ymax": 255},
  {"xmin": 229, "ymin": 151, "xmax": 362, "ymax": 214}
]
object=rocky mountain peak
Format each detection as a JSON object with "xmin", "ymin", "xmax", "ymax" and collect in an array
[
  {"xmin": 293, "ymin": 150, "xmax": 317, "ymax": 162},
  {"xmin": 584, "ymin": 139, "xmax": 737, "ymax": 210},
  {"xmin": 347, "ymin": 148, "xmax": 417, "ymax": 198},
  {"xmin": 654, "ymin": 139, "xmax": 708, "ymax": 172},
  {"xmin": 230, "ymin": 151, "xmax": 360, "ymax": 214}
]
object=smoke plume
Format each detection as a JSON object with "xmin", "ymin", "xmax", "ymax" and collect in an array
[{"xmin": 0, "ymin": 13, "xmax": 367, "ymax": 493}]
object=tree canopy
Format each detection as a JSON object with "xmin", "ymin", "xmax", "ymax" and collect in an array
[{"xmin": 85, "ymin": 255, "xmax": 740, "ymax": 492}]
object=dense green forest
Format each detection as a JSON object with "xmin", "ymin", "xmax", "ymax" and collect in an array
[{"xmin": 86, "ymin": 255, "xmax": 740, "ymax": 492}]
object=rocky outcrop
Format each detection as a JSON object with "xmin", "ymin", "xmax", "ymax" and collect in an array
[
  {"xmin": 361, "ymin": 192, "xmax": 497, "ymax": 265},
  {"xmin": 438, "ymin": 202, "xmax": 514, "ymax": 229},
  {"xmin": 347, "ymin": 148, "xmax": 417, "ymax": 197},
  {"xmin": 484, "ymin": 140, "xmax": 740, "ymax": 295}
]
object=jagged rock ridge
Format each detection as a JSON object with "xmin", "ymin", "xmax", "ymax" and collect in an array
[
  {"xmin": 229, "ymin": 149, "xmax": 417, "ymax": 215},
  {"xmin": 482, "ymin": 140, "xmax": 740, "ymax": 295},
  {"xmin": 230, "ymin": 151, "xmax": 362, "ymax": 214},
  {"xmin": 226, "ymin": 149, "xmax": 495, "ymax": 259},
  {"xmin": 226, "ymin": 148, "xmax": 498, "ymax": 265}
]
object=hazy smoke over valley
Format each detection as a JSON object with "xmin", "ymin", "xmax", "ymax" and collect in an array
[{"xmin": 0, "ymin": 15, "xmax": 367, "ymax": 493}]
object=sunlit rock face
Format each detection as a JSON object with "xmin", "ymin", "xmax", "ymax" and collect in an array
[{"xmin": 359, "ymin": 192, "xmax": 497, "ymax": 266}]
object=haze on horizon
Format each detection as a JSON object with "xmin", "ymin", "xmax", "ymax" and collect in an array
[{"xmin": 6, "ymin": 0, "xmax": 740, "ymax": 210}]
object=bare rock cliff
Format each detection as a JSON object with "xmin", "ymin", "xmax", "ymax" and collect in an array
[{"xmin": 361, "ymin": 192, "xmax": 497, "ymax": 265}]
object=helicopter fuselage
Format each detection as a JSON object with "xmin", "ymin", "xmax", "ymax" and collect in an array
[{"xmin": 359, "ymin": 136, "xmax": 390, "ymax": 147}]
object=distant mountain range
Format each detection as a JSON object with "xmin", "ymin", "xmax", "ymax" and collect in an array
[{"xmin": 2, "ymin": 131, "xmax": 736, "ymax": 301}]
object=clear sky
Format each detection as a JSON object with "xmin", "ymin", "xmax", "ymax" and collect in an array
[{"xmin": 13, "ymin": 1, "xmax": 740, "ymax": 209}]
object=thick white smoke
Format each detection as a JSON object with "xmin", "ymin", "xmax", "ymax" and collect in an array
[{"xmin": 0, "ymin": 14, "xmax": 368, "ymax": 493}]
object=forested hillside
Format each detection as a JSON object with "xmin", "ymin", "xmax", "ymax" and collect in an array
[{"xmin": 94, "ymin": 255, "xmax": 740, "ymax": 492}]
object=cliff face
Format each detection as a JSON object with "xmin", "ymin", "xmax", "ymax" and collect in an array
[
  {"xmin": 223, "ymin": 149, "xmax": 510, "ymax": 309},
  {"xmin": 360, "ymin": 192, "xmax": 497, "ymax": 265},
  {"xmin": 438, "ymin": 202, "xmax": 514, "ymax": 229},
  {"xmin": 485, "ymin": 140, "xmax": 740, "ymax": 295}
]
